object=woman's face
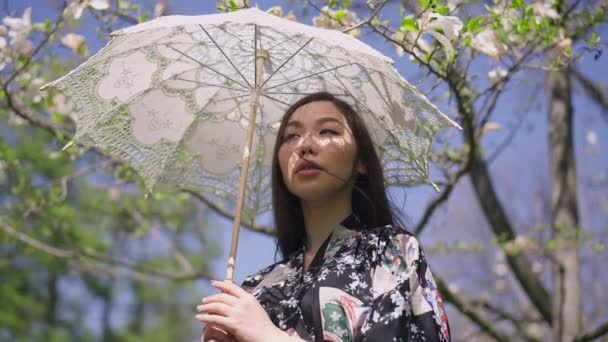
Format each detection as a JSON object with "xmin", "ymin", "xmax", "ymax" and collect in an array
[{"xmin": 278, "ymin": 100, "xmax": 366, "ymax": 201}]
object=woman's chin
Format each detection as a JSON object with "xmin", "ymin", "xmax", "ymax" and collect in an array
[{"xmin": 289, "ymin": 183, "xmax": 350, "ymax": 203}]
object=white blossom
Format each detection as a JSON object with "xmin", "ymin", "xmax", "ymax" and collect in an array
[
  {"xmin": 586, "ymin": 129, "xmax": 598, "ymax": 146},
  {"xmin": 556, "ymin": 37, "xmax": 572, "ymax": 55},
  {"xmin": 481, "ymin": 122, "xmax": 501, "ymax": 135},
  {"xmin": 488, "ymin": 67, "xmax": 507, "ymax": 83},
  {"xmin": 532, "ymin": 260, "xmax": 544, "ymax": 273},
  {"xmin": 447, "ymin": 0, "xmax": 463, "ymax": 12},
  {"xmin": 49, "ymin": 93, "xmax": 74, "ymax": 116},
  {"xmin": 64, "ymin": 0, "xmax": 110, "ymax": 20},
  {"xmin": 471, "ymin": 30, "xmax": 508, "ymax": 60},
  {"xmin": 493, "ymin": 262, "xmax": 508, "ymax": 276},
  {"xmin": 312, "ymin": 6, "xmax": 361, "ymax": 38},
  {"xmin": 533, "ymin": 0, "xmax": 560, "ymax": 19},
  {"xmin": 418, "ymin": 13, "xmax": 463, "ymax": 57},
  {"xmin": 425, "ymin": 13, "xmax": 463, "ymax": 40},
  {"xmin": 2, "ymin": 7, "xmax": 33, "ymax": 55},
  {"xmin": 153, "ymin": 1, "xmax": 168, "ymax": 18},
  {"xmin": 61, "ymin": 33, "xmax": 87, "ymax": 56},
  {"xmin": 266, "ymin": 6, "xmax": 283, "ymax": 17}
]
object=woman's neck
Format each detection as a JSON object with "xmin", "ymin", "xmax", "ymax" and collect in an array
[{"xmin": 301, "ymin": 191, "xmax": 352, "ymax": 256}]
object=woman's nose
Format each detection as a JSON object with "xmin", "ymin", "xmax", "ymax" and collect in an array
[{"xmin": 295, "ymin": 133, "xmax": 317, "ymax": 156}]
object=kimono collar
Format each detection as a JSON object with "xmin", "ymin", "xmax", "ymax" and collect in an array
[{"xmin": 293, "ymin": 212, "xmax": 366, "ymax": 268}]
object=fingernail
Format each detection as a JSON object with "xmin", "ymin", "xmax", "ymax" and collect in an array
[{"xmin": 195, "ymin": 314, "xmax": 204, "ymax": 319}]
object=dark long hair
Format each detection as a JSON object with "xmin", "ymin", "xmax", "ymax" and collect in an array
[{"xmin": 272, "ymin": 92, "xmax": 405, "ymax": 259}]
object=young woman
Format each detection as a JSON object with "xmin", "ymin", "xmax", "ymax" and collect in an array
[{"xmin": 196, "ymin": 92, "xmax": 450, "ymax": 342}]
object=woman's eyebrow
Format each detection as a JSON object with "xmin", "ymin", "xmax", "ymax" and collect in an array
[
  {"xmin": 285, "ymin": 116, "xmax": 344, "ymax": 129},
  {"xmin": 315, "ymin": 117, "xmax": 343, "ymax": 126}
]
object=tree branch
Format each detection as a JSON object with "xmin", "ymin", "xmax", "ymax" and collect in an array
[
  {"xmin": 570, "ymin": 66, "xmax": 608, "ymax": 123},
  {"xmin": 342, "ymin": 0, "xmax": 388, "ymax": 34},
  {"xmin": 414, "ymin": 163, "xmax": 469, "ymax": 235},
  {"xmin": 574, "ymin": 320, "xmax": 608, "ymax": 342},
  {"xmin": 0, "ymin": 221, "xmax": 214, "ymax": 281},
  {"xmin": 435, "ymin": 276, "xmax": 510, "ymax": 342},
  {"xmin": 183, "ymin": 189, "xmax": 275, "ymax": 236}
]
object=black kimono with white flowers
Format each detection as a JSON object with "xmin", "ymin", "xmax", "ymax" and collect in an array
[{"xmin": 241, "ymin": 215, "xmax": 450, "ymax": 341}]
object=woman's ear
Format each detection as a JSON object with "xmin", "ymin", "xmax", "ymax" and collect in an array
[{"xmin": 356, "ymin": 160, "xmax": 367, "ymax": 175}]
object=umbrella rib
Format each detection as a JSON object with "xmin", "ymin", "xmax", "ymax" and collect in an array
[
  {"xmin": 260, "ymin": 37, "xmax": 314, "ymax": 88},
  {"xmin": 265, "ymin": 91, "xmax": 349, "ymax": 96},
  {"xmin": 213, "ymin": 93, "xmax": 251, "ymax": 103},
  {"xmin": 263, "ymin": 63, "xmax": 352, "ymax": 91},
  {"xmin": 261, "ymin": 94, "xmax": 290, "ymax": 106},
  {"xmin": 173, "ymin": 77, "xmax": 248, "ymax": 92},
  {"xmin": 168, "ymin": 45, "xmax": 249, "ymax": 90},
  {"xmin": 216, "ymin": 24, "xmax": 255, "ymax": 50},
  {"xmin": 264, "ymin": 32, "xmax": 305, "ymax": 54},
  {"xmin": 200, "ymin": 25, "xmax": 253, "ymax": 89}
]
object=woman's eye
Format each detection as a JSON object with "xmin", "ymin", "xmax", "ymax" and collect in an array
[
  {"xmin": 283, "ymin": 134, "xmax": 300, "ymax": 142},
  {"xmin": 320, "ymin": 129, "xmax": 338, "ymax": 135}
]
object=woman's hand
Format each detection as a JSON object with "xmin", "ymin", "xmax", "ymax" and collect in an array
[
  {"xmin": 196, "ymin": 280, "xmax": 287, "ymax": 342},
  {"xmin": 201, "ymin": 325, "xmax": 237, "ymax": 342}
]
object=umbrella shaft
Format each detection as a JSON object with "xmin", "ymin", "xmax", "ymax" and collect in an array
[{"xmin": 226, "ymin": 48, "xmax": 266, "ymax": 282}]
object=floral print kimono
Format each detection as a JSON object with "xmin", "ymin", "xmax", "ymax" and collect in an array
[{"xmin": 241, "ymin": 214, "xmax": 450, "ymax": 341}]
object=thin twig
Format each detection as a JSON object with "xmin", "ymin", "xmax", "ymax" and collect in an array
[
  {"xmin": 574, "ymin": 320, "xmax": 608, "ymax": 342},
  {"xmin": 0, "ymin": 221, "xmax": 214, "ymax": 281},
  {"xmin": 183, "ymin": 189, "xmax": 275, "ymax": 236},
  {"xmin": 414, "ymin": 163, "xmax": 469, "ymax": 235},
  {"xmin": 342, "ymin": 0, "xmax": 388, "ymax": 34},
  {"xmin": 435, "ymin": 276, "xmax": 510, "ymax": 342}
]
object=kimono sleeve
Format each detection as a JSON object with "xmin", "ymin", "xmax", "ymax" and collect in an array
[{"xmin": 356, "ymin": 231, "xmax": 450, "ymax": 342}]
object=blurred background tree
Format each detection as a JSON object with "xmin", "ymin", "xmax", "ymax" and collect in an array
[{"xmin": 0, "ymin": 0, "xmax": 606, "ymax": 341}]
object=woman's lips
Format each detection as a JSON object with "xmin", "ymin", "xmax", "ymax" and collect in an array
[
  {"xmin": 296, "ymin": 168, "xmax": 321, "ymax": 177},
  {"xmin": 294, "ymin": 160, "xmax": 322, "ymax": 177}
]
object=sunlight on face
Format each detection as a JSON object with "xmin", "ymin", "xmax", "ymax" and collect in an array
[{"xmin": 278, "ymin": 100, "xmax": 362, "ymax": 201}]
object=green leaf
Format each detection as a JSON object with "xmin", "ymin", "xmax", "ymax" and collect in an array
[
  {"xmin": 335, "ymin": 9, "xmax": 346, "ymax": 22},
  {"xmin": 51, "ymin": 112, "xmax": 65, "ymax": 123},
  {"xmin": 48, "ymin": 151, "xmax": 63, "ymax": 160},
  {"xmin": 329, "ymin": 0, "xmax": 337, "ymax": 8},
  {"xmin": 138, "ymin": 12, "xmax": 150, "ymax": 23},
  {"xmin": 465, "ymin": 16, "xmax": 484, "ymax": 32},
  {"xmin": 434, "ymin": 5, "xmax": 449, "ymax": 15},
  {"xmin": 418, "ymin": 0, "xmax": 430, "ymax": 8},
  {"xmin": 588, "ymin": 31, "xmax": 600, "ymax": 46},
  {"xmin": 510, "ymin": 0, "xmax": 525, "ymax": 9},
  {"xmin": 463, "ymin": 35, "xmax": 472, "ymax": 47},
  {"xmin": 516, "ymin": 18, "xmax": 530, "ymax": 34},
  {"xmin": 401, "ymin": 15, "xmax": 419, "ymax": 31},
  {"xmin": 343, "ymin": 0, "xmax": 352, "ymax": 8}
]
